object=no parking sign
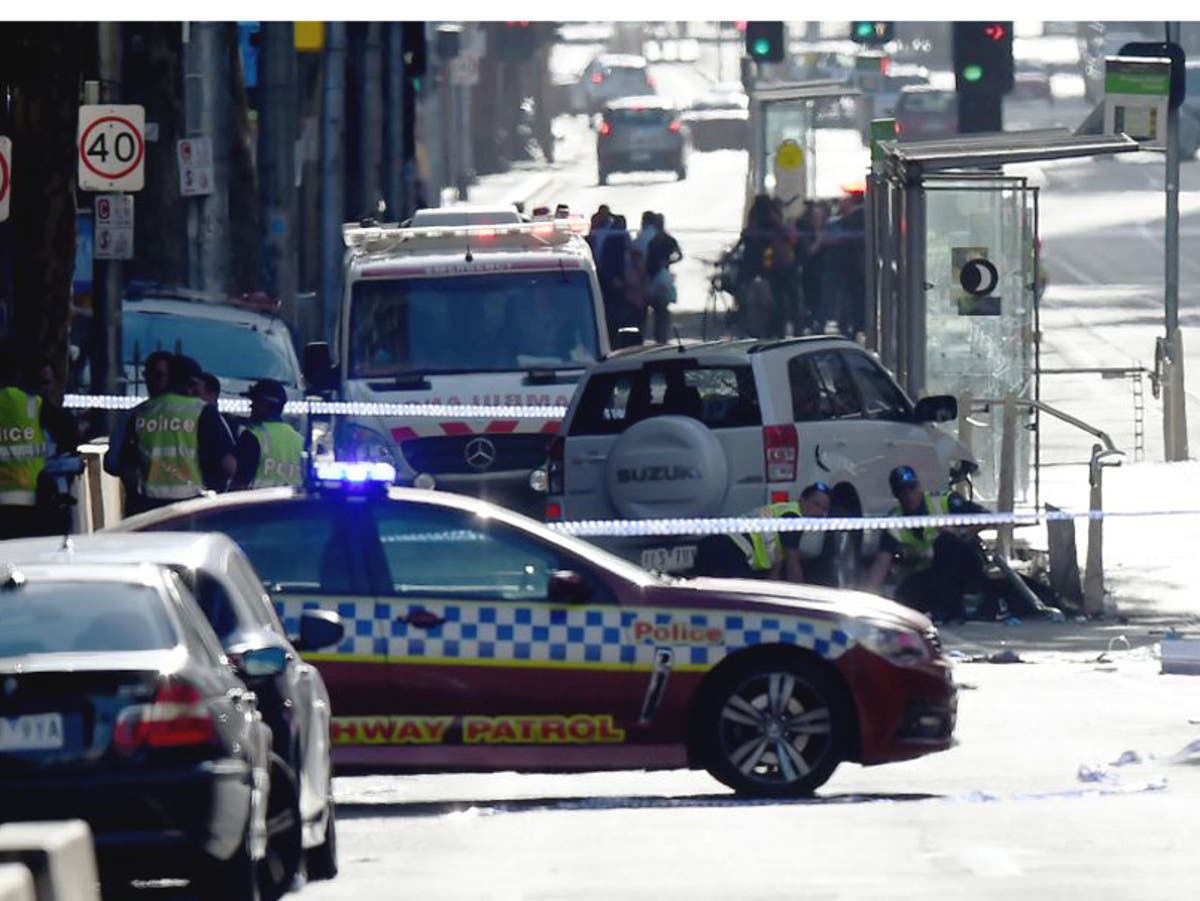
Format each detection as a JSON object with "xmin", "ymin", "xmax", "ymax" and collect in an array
[
  {"xmin": 0, "ymin": 136, "xmax": 10, "ymax": 222},
  {"xmin": 77, "ymin": 105, "xmax": 145, "ymax": 192}
]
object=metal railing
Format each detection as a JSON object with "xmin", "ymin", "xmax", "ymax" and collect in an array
[{"xmin": 960, "ymin": 392, "xmax": 1124, "ymax": 616}]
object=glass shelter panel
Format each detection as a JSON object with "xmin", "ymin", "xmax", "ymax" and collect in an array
[{"xmin": 922, "ymin": 177, "xmax": 1038, "ymax": 502}]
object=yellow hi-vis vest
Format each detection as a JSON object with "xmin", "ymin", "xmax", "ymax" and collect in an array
[
  {"xmin": 247, "ymin": 421, "xmax": 304, "ymax": 488},
  {"xmin": 134, "ymin": 392, "xmax": 205, "ymax": 500},
  {"xmin": 888, "ymin": 491, "xmax": 952, "ymax": 571},
  {"xmin": 0, "ymin": 387, "xmax": 46, "ymax": 506},
  {"xmin": 739, "ymin": 501, "xmax": 804, "ymax": 571}
]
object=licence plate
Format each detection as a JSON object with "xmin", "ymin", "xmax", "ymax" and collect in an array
[
  {"xmin": 0, "ymin": 713, "xmax": 65, "ymax": 751},
  {"xmin": 641, "ymin": 545, "xmax": 696, "ymax": 572},
  {"xmin": 630, "ymin": 151, "xmax": 652, "ymax": 162}
]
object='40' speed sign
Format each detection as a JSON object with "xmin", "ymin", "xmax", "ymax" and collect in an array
[{"xmin": 77, "ymin": 104, "xmax": 146, "ymax": 192}]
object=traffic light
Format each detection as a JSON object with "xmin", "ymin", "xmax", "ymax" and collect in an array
[
  {"xmin": 745, "ymin": 21, "xmax": 785, "ymax": 64},
  {"xmin": 850, "ymin": 22, "xmax": 894, "ymax": 46},
  {"xmin": 952, "ymin": 21, "xmax": 1014, "ymax": 94}
]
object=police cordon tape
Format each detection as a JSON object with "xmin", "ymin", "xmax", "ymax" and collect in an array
[{"xmin": 62, "ymin": 394, "xmax": 569, "ymax": 420}]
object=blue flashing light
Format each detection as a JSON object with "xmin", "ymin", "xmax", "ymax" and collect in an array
[{"xmin": 312, "ymin": 461, "xmax": 397, "ymax": 491}]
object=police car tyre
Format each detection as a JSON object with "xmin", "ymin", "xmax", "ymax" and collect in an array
[
  {"xmin": 199, "ymin": 816, "xmax": 261, "ymax": 901},
  {"xmin": 701, "ymin": 651, "xmax": 848, "ymax": 797},
  {"xmin": 604, "ymin": 414, "xmax": 729, "ymax": 520},
  {"xmin": 260, "ymin": 753, "xmax": 303, "ymax": 901},
  {"xmin": 305, "ymin": 796, "xmax": 338, "ymax": 881}
]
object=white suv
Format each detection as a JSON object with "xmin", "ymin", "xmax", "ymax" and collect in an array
[{"xmin": 544, "ymin": 337, "xmax": 975, "ymax": 572}]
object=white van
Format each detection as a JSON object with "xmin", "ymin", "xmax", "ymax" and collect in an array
[{"xmin": 306, "ymin": 213, "xmax": 610, "ymax": 517}]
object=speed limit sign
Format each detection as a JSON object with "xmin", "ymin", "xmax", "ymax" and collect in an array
[
  {"xmin": 0, "ymin": 136, "xmax": 10, "ymax": 223},
  {"xmin": 77, "ymin": 104, "xmax": 145, "ymax": 192}
]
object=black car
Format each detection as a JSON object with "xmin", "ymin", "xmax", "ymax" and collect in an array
[
  {"xmin": 0, "ymin": 532, "xmax": 346, "ymax": 896},
  {"xmin": 0, "ymin": 561, "xmax": 274, "ymax": 898}
]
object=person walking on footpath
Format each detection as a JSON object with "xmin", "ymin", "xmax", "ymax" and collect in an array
[
  {"xmin": 644, "ymin": 212, "xmax": 683, "ymax": 344},
  {"xmin": 232, "ymin": 379, "xmax": 305, "ymax": 490}
]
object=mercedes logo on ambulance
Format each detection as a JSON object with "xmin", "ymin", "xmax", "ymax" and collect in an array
[{"xmin": 464, "ymin": 437, "xmax": 497, "ymax": 471}]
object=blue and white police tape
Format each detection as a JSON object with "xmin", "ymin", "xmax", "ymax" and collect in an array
[
  {"xmin": 547, "ymin": 508, "xmax": 1199, "ymax": 538},
  {"xmin": 62, "ymin": 393, "xmax": 568, "ymax": 420}
]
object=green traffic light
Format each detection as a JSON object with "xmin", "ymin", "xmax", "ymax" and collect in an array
[
  {"xmin": 963, "ymin": 64, "xmax": 984, "ymax": 83},
  {"xmin": 855, "ymin": 22, "xmax": 874, "ymax": 38},
  {"xmin": 752, "ymin": 37, "xmax": 771, "ymax": 58}
]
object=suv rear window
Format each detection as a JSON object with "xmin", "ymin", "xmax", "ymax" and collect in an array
[
  {"xmin": 606, "ymin": 108, "xmax": 674, "ymax": 127},
  {"xmin": 569, "ymin": 364, "xmax": 760, "ymax": 435},
  {"xmin": 897, "ymin": 91, "xmax": 955, "ymax": 113}
]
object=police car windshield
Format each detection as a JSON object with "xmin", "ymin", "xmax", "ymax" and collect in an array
[
  {"xmin": 348, "ymin": 271, "xmax": 600, "ymax": 378},
  {"xmin": 124, "ymin": 310, "xmax": 301, "ymax": 386}
]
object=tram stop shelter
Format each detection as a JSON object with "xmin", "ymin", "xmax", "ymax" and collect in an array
[{"xmin": 867, "ymin": 130, "xmax": 1140, "ymax": 501}]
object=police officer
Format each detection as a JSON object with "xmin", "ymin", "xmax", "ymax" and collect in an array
[
  {"xmin": 0, "ymin": 345, "xmax": 48, "ymax": 538},
  {"xmin": 863, "ymin": 465, "xmax": 989, "ymax": 621},
  {"xmin": 232, "ymin": 378, "xmax": 304, "ymax": 489},
  {"xmin": 119, "ymin": 354, "xmax": 236, "ymax": 514},
  {"xmin": 693, "ymin": 486, "xmax": 834, "ymax": 583}
]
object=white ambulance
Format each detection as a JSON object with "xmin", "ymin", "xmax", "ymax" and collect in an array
[{"xmin": 306, "ymin": 209, "xmax": 610, "ymax": 517}]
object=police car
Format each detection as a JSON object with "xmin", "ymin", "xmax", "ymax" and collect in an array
[
  {"xmin": 304, "ymin": 209, "xmax": 609, "ymax": 518},
  {"xmin": 107, "ymin": 462, "xmax": 957, "ymax": 797}
]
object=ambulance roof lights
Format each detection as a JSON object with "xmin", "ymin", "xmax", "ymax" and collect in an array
[
  {"xmin": 311, "ymin": 460, "xmax": 396, "ymax": 494},
  {"xmin": 342, "ymin": 216, "xmax": 589, "ymax": 252}
]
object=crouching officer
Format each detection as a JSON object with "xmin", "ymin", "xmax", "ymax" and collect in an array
[
  {"xmin": 863, "ymin": 464, "xmax": 989, "ymax": 621},
  {"xmin": 693, "ymin": 484, "xmax": 836, "ymax": 584},
  {"xmin": 232, "ymin": 379, "xmax": 304, "ymax": 489},
  {"xmin": 119, "ymin": 354, "xmax": 237, "ymax": 514}
]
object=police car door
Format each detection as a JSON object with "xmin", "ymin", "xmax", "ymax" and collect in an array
[{"xmin": 365, "ymin": 499, "xmax": 639, "ymax": 757}]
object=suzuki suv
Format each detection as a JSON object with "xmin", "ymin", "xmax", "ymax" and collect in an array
[{"xmin": 544, "ymin": 337, "xmax": 975, "ymax": 572}]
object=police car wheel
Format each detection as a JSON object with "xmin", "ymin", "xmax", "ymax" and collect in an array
[{"xmin": 702, "ymin": 652, "xmax": 847, "ymax": 797}]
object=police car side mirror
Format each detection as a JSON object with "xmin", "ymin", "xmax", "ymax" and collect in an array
[
  {"xmin": 295, "ymin": 608, "xmax": 345, "ymax": 651},
  {"xmin": 547, "ymin": 570, "xmax": 589, "ymax": 605},
  {"xmin": 303, "ymin": 341, "xmax": 338, "ymax": 395},
  {"xmin": 913, "ymin": 395, "xmax": 957, "ymax": 424}
]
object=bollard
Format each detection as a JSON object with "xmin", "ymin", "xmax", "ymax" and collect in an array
[
  {"xmin": 996, "ymin": 393, "xmax": 1017, "ymax": 558},
  {"xmin": 0, "ymin": 865, "xmax": 34, "ymax": 901},
  {"xmin": 1083, "ymin": 442, "xmax": 1105, "ymax": 617},
  {"xmin": 0, "ymin": 821, "xmax": 100, "ymax": 901}
]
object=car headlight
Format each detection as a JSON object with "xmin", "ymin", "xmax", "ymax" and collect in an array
[
  {"xmin": 844, "ymin": 620, "xmax": 933, "ymax": 667},
  {"xmin": 335, "ymin": 421, "xmax": 397, "ymax": 467}
]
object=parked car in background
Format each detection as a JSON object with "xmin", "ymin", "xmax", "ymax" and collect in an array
[
  {"xmin": 0, "ymin": 560, "xmax": 273, "ymax": 899},
  {"xmin": 1011, "ymin": 63, "xmax": 1054, "ymax": 102},
  {"xmin": 894, "ymin": 86, "xmax": 959, "ymax": 141},
  {"xmin": 597, "ymin": 96, "xmax": 690, "ymax": 184},
  {"xmin": 682, "ymin": 82, "xmax": 749, "ymax": 151},
  {"xmin": 543, "ymin": 337, "xmax": 974, "ymax": 574},
  {"xmin": 573, "ymin": 53, "xmax": 655, "ymax": 114},
  {"xmin": 107, "ymin": 463, "xmax": 957, "ymax": 798},
  {"xmin": 0, "ymin": 532, "xmax": 346, "ymax": 894}
]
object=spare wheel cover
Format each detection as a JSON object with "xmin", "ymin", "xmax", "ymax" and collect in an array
[{"xmin": 604, "ymin": 415, "xmax": 729, "ymax": 520}]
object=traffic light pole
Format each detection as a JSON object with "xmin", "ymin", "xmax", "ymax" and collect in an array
[{"xmin": 1163, "ymin": 21, "xmax": 1188, "ymax": 460}]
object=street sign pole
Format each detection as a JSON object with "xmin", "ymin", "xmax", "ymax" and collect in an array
[
  {"xmin": 1163, "ymin": 21, "xmax": 1188, "ymax": 460},
  {"xmin": 94, "ymin": 22, "xmax": 122, "ymax": 406}
]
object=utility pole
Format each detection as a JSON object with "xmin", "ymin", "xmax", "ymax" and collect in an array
[
  {"xmin": 384, "ymin": 23, "xmax": 407, "ymax": 221},
  {"xmin": 359, "ymin": 23, "xmax": 384, "ymax": 219},
  {"xmin": 1163, "ymin": 20, "xmax": 1189, "ymax": 460},
  {"xmin": 90, "ymin": 22, "xmax": 123, "ymax": 400},
  {"xmin": 258, "ymin": 22, "xmax": 297, "ymax": 320},
  {"xmin": 319, "ymin": 23, "xmax": 346, "ymax": 343},
  {"xmin": 183, "ymin": 22, "xmax": 231, "ymax": 293}
]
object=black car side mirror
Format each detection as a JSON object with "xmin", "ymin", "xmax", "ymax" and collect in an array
[
  {"xmin": 547, "ymin": 570, "xmax": 589, "ymax": 605},
  {"xmin": 913, "ymin": 395, "xmax": 958, "ymax": 423},
  {"xmin": 303, "ymin": 341, "xmax": 338, "ymax": 395},
  {"xmin": 295, "ymin": 609, "xmax": 345, "ymax": 651}
]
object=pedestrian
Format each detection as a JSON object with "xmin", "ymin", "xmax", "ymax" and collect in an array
[
  {"xmin": 821, "ymin": 187, "xmax": 866, "ymax": 339},
  {"xmin": 197, "ymin": 371, "xmax": 237, "ymax": 444},
  {"xmin": 587, "ymin": 204, "xmax": 614, "ymax": 260},
  {"xmin": 598, "ymin": 213, "xmax": 633, "ymax": 339},
  {"xmin": 644, "ymin": 212, "xmax": 682, "ymax": 344},
  {"xmin": 29, "ymin": 358, "xmax": 80, "ymax": 537},
  {"xmin": 794, "ymin": 201, "xmax": 829, "ymax": 334},
  {"xmin": 0, "ymin": 343, "xmax": 49, "ymax": 539},
  {"xmin": 862, "ymin": 465, "xmax": 990, "ymax": 622},
  {"xmin": 118, "ymin": 353, "xmax": 236, "ymax": 515},
  {"xmin": 733, "ymin": 194, "xmax": 797, "ymax": 338},
  {"xmin": 232, "ymin": 378, "xmax": 305, "ymax": 490},
  {"xmin": 632, "ymin": 209, "xmax": 658, "ymax": 259}
]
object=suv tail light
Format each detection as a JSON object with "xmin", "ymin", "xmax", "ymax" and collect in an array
[
  {"xmin": 599, "ymin": 121, "xmax": 613, "ymax": 137},
  {"xmin": 591, "ymin": 72, "xmax": 604, "ymax": 84},
  {"xmin": 114, "ymin": 678, "xmax": 217, "ymax": 753},
  {"xmin": 546, "ymin": 435, "xmax": 565, "ymax": 495},
  {"xmin": 667, "ymin": 119, "xmax": 682, "ymax": 133},
  {"xmin": 763, "ymin": 425, "xmax": 798, "ymax": 483}
]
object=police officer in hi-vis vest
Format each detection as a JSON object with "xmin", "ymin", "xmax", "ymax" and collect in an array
[
  {"xmin": 232, "ymin": 378, "xmax": 304, "ymax": 490},
  {"xmin": 119, "ymin": 354, "xmax": 237, "ymax": 515},
  {"xmin": 863, "ymin": 464, "xmax": 989, "ymax": 622}
]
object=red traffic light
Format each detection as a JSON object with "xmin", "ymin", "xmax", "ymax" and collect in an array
[{"xmin": 983, "ymin": 24, "xmax": 1006, "ymax": 41}]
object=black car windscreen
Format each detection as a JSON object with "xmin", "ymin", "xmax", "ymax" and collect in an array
[{"xmin": 349, "ymin": 270, "xmax": 601, "ymax": 378}]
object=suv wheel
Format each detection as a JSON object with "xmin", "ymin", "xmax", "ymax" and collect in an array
[{"xmin": 700, "ymin": 651, "xmax": 848, "ymax": 797}]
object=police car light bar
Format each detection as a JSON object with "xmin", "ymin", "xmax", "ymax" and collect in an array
[
  {"xmin": 342, "ymin": 217, "xmax": 588, "ymax": 254},
  {"xmin": 312, "ymin": 460, "xmax": 396, "ymax": 490}
]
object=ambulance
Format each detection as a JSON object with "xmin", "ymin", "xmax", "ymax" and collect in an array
[{"xmin": 305, "ymin": 208, "xmax": 609, "ymax": 517}]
